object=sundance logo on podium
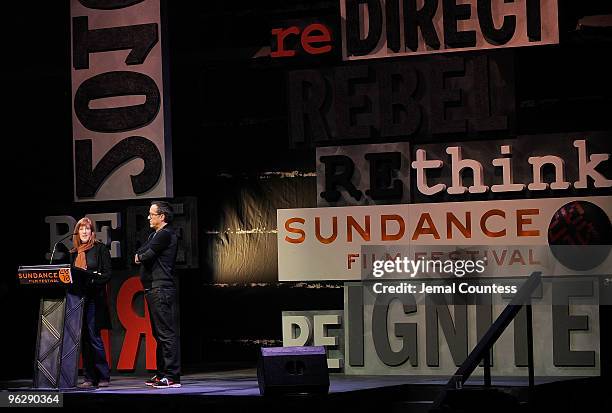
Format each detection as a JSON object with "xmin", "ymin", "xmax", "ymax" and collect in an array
[{"xmin": 17, "ymin": 265, "xmax": 72, "ymax": 286}]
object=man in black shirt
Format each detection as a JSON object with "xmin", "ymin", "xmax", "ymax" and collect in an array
[{"xmin": 135, "ymin": 200, "xmax": 181, "ymax": 388}]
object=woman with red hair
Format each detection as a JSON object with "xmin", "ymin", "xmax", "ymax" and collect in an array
[{"xmin": 70, "ymin": 217, "xmax": 112, "ymax": 389}]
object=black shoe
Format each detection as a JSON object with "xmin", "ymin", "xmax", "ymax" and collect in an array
[
  {"xmin": 153, "ymin": 377, "xmax": 181, "ymax": 388},
  {"xmin": 145, "ymin": 375, "xmax": 161, "ymax": 386}
]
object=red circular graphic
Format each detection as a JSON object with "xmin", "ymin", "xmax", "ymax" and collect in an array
[{"xmin": 548, "ymin": 201, "xmax": 611, "ymax": 271}]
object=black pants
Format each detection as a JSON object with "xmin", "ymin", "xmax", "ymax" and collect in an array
[
  {"xmin": 82, "ymin": 297, "xmax": 110, "ymax": 383},
  {"xmin": 145, "ymin": 287, "xmax": 181, "ymax": 381}
]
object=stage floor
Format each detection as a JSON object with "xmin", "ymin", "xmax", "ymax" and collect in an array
[
  {"xmin": 2, "ymin": 369, "xmax": 599, "ymax": 413},
  {"xmin": 4, "ymin": 368, "xmax": 567, "ymax": 395}
]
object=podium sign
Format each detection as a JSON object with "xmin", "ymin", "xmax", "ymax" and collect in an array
[
  {"xmin": 18, "ymin": 265, "xmax": 73, "ymax": 286},
  {"xmin": 18, "ymin": 265, "xmax": 83, "ymax": 389}
]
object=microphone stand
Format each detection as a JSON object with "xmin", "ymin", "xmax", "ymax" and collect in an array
[{"xmin": 49, "ymin": 232, "xmax": 77, "ymax": 264}]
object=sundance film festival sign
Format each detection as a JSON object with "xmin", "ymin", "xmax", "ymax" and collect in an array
[
  {"xmin": 277, "ymin": 196, "xmax": 611, "ymax": 281},
  {"xmin": 71, "ymin": 0, "xmax": 173, "ymax": 201},
  {"xmin": 340, "ymin": 0, "xmax": 559, "ymax": 60}
]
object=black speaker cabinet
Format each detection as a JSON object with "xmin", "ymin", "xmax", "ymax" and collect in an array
[{"xmin": 257, "ymin": 346, "xmax": 330, "ymax": 396}]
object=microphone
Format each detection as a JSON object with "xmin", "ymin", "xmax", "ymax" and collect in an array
[{"xmin": 49, "ymin": 232, "xmax": 78, "ymax": 264}]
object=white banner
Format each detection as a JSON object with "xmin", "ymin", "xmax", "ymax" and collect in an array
[
  {"xmin": 344, "ymin": 283, "xmax": 600, "ymax": 376},
  {"xmin": 71, "ymin": 0, "xmax": 172, "ymax": 201},
  {"xmin": 277, "ymin": 196, "xmax": 612, "ymax": 280},
  {"xmin": 340, "ymin": 0, "xmax": 559, "ymax": 60}
]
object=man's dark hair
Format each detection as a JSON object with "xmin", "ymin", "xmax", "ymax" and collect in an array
[{"xmin": 151, "ymin": 200, "xmax": 174, "ymax": 223}]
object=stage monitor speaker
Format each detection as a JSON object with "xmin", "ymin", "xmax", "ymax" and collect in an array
[{"xmin": 257, "ymin": 346, "xmax": 329, "ymax": 396}]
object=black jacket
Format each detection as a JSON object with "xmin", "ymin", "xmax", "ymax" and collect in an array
[
  {"xmin": 137, "ymin": 225, "xmax": 178, "ymax": 290},
  {"xmin": 69, "ymin": 241, "xmax": 112, "ymax": 330}
]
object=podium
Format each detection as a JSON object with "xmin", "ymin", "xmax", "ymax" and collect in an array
[{"xmin": 18, "ymin": 264, "xmax": 84, "ymax": 389}]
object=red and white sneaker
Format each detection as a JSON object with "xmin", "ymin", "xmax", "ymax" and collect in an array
[
  {"xmin": 145, "ymin": 375, "xmax": 161, "ymax": 386},
  {"xmin": 153, "ymin": 377, "xmax": 181, "ymax": 388}
]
